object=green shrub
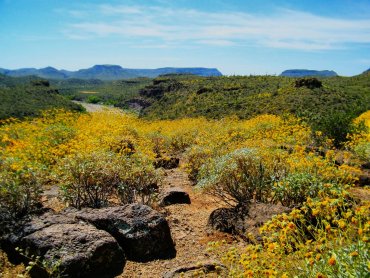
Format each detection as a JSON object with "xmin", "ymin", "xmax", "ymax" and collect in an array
[
  {"xmin": 59, "ymin": 152, "xmax": 162, "ymax": 209},
  {"xmin": 59, "ymin": 152, "xmax": 122, "ymax": 209},
  {"xmin": 184, "ymin": 145, "xmax": 214, "ymax": 182},
  {"xmin": 86, "ymin": 95, "xmax": 101, "ymax": 104},
  {"xmin": 0, "ymin": 161, "xmax": 43, "ymax": 217},
  {"xmin": 117, "ymin": 156, "xmax": 162, "ymax": 206},
  {"xmin": 299, "ymin": 241, "xmax": 369, "ymax": 278},
  {"xmin": 271, "ymin": 172, "xmax": 325, "ymax": 207},
  {"xmin": 196, "ymin": 148, "xmax": 273, "ymax": 207},
  {"xmin": 311, "ymin": 110, "xmax": 357, "ymax": 148}
]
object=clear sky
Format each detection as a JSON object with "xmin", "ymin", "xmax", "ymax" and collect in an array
[{"xmin": 1, "ymin": 0, "xmax": 370, "ymax": 76}]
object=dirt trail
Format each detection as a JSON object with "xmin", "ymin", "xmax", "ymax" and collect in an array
[
  {"xmin": 119, "ymin": 167, "xmax": 227, "ymax": 278},
  {"xmin": 72, "ymin": 101, "xmax": 112, "ymax": 112}
]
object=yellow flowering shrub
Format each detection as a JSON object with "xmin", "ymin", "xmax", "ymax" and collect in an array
[
  {"xmin": 346, "ymin": 110, "xmax": 370, "ymax": 161},
  {"xmin": 1, "ymin": 108, "xmax": 367, "ymax": 276}
]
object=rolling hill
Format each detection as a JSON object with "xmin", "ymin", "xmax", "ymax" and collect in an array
[
  {"xmin": 0, "ymin": 74, "xmax": 84, "ymax": 120},
  {"xmin": 0, "ymin": 65, "xmax": 222, "ymax": 80}
]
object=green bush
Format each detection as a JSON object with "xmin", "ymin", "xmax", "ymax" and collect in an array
[
  {"xmin": 86, "ymin": 95, "xmax": 101, "ymax": 104},
  {"xmin": 0, "ymin": 161, "xmax": 43, "ymax": 217},
  {"xmin": 299, "ymin": 241, "xmax": 369, "ymax": 278},
  {"xmin": 117, "ymin": 156, "xmax": 162, "ymax": 206},
  {"xmin": 271, "ymin": 172, "xmax": 325, "ymax": 207},
  {"xmin": 59, "ymin": 152, "xmax": 121, "ymax": 209},
  {"xmin": 59, "ymin": 152, "xmax": 162, "ymax": 209},
  {"xmin": 196, "ymin": 148, "xmax": 273, "ymax": 207},
  {"xmin": 311, "ymin": 110, "xmax": 357, "ymax": 148}
]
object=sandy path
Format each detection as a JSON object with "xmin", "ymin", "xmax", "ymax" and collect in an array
[
  {"xmin": 72, "ymin": 101, "xmax": 111, "ymax": 112},
  {"xmin": 119, "ymin": 168, "xmax": 227, "ymax": 278}
]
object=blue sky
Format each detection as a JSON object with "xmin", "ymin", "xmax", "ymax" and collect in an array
[{"xmin": 1, "ymin": 0, "xmax": 370, "ymax": 76}]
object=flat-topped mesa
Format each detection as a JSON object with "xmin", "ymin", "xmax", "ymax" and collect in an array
[{"xmin": 280, "ymin": 69, "xmax": 337, "ymax": 77}]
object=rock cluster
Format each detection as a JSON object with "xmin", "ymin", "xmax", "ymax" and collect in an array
[{"xmin": 0, "ymin": 204, "xmax": 175, "ymax": 277}]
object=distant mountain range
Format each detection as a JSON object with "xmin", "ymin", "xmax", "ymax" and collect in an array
[
  {"xmin": 280, "ymin": 69, "xmax": 338, "ymax": 77},
  {"xmin": 0, "ymin": 65, "xmax": 222, "ymax": 80}
]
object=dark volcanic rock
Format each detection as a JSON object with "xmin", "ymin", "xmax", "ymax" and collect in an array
[
  {"xmin": 294, "ymin": 77, "xmax": 322, "ymax": 89},
  {"xmin": 139, "ymin": 80, "xmax": 183, "ymax": 99},
  {"xmin": 361, "ymin": 162, "xmax": 370, "ymax": 170},
  {"xmin": 74, "ymin": 204, "xmax": 176, "ymax": 262},
  {"xmin": 0, "ymin": 210, "xmax": 78, "ymax": 263},
  {"xmin": 208, "ymin": 203, "xmax": 291, "ymax": 240},
  {"xmin": 357, "ymin": 173, "xmax": 370, "ymax": 187},
  {"xmin": 208, "ymin": 207, "xmax": 244, "ymax": 234},
  {"xmin": 22, "ymin": 223, "xmax": 125, "ymax": 278},
  {"xmin": 159, "ymin": 187, "xmax": 191, "ymax": 206},
  {"xmin": 0, "ymin": 211, "xmax": 125, "ymax": 277},
  {"xmin": 154, "ymin": 157, "xmax": 180, "ymax": 169}
]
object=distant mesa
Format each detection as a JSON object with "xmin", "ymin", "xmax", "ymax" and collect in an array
[
  {"xmin": 280, "ymin": 69, "xmax": 338, "ymax": 77},
  {"xmin": 0, "ymin": 65, "xmax": 222, "ymax": 80}
]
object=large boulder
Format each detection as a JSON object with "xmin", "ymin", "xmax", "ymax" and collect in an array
[
  {"xmin": 208, "ymin": 207, "xmax": 242, "ymax": 234},
  {"xmin": 74, "ymin": 204, "xmax": 176, "ymax": 262},
  {"xmin": 0, "ymin": 210, "xmax": 125, "ymax": 277},
  {"xmin": 208, "ymin": 203, "xmax": 291, "ymax": 240},
  {"xmin": 159, "ymin": 187, "xmax": 191, "ymax": 206},
  {"xmin": 22, "ymin": 223, "xmax": 125, "ymax": 278},
  {"xmin": 0, "ymin": 210, "xmax": 77, "ymax": 263}
]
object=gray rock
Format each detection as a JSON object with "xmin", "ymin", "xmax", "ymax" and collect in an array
[
  {"xmin": 159, "ymin": 187, "xmax": 191, "ymax": 206},
  {"xmin": 0, "ymin": 210, "xmax": 125, "ymax": 277},
  {"xmin": 0, "ymin": 210, "xmax": 78, "ymax": 263},
  {"xmin": 163, "ymin": 262, "xmax": 227, "ymax": 278},
  {"xmin": 22, "ymin": 223, "xmax": 125, "ymax": 278},
  {"xmin": 74, "ymin": 204, "xmax": 176, "ymax": 262},
  {"xmin": 208, "ymin": 203, "xmax": 291, "ymax": 240}
]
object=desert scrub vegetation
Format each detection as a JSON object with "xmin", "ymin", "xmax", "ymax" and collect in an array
[
  {"xmin": 0, "ymin": 77, "xmax": 84, "ymax": 120},
  {"xmin": 0, "ymin": 108, "xmax": 369, "ymax": 277},
  {"xmin": 207, "ymin": 192, "xmax": 369, "ymax": 277},
  {"xmin": 139, "ymin": 74, "xmax": 370, "ymax": 148},
  {"xmin": 346, "ymin": 110, "xmax": 370, "ymax": 161}
]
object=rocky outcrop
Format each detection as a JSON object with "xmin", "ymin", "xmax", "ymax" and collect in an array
[
  {"xmin": 294, "ymin": 77, "xmax": 322, "ymax": 89},
  {"xmin": 0, "ymin": 210, "xmax": 78, "ymax": 263},
  {"xmin": 208, "ymin": 207, "xmax": 243, "ymax": 234},
  {"xmin": 357, "ymin": 172, "xmax": 370, "ymax": 187},
  {"xmin": 1, "ymin": 204, "xmax": 176, "ymax": 276},
  {"xmin": 0, "ymin": 210, "xmax": 125, "ymax": 277},
  {"xmin": 208, "ymin": 203, "xmax": 291, "ymax": 240},
  {"xmin": 159, "ymin": 187, "xmax": 191, "ymax": 207},
  {"xmin": 74, "ymin": 204, "xmax": 176, "ymax": 262},
  {"xmin": 139, "ymin": 80, "xmax": 183, "ymax": 99},
  {"xmin": 22, "ymin": 223, "xmax": 125, "ymax": 278}
]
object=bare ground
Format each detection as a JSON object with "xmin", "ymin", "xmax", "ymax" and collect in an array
[
  {"xmin": 72, "ymin": 101, "xmax": 110, "ymax": 113},
  {"xmin": 119, "ymin": 168, "xmax": 231, "ymax": 278}
]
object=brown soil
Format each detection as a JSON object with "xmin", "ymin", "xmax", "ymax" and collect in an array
[
  {"xmin": 118, "ymin": 167, "xmax": 231, "ymax": 278},
  {"xmin": 349, "ymin": 187, "xmax": 370, "ymax": 203}
]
